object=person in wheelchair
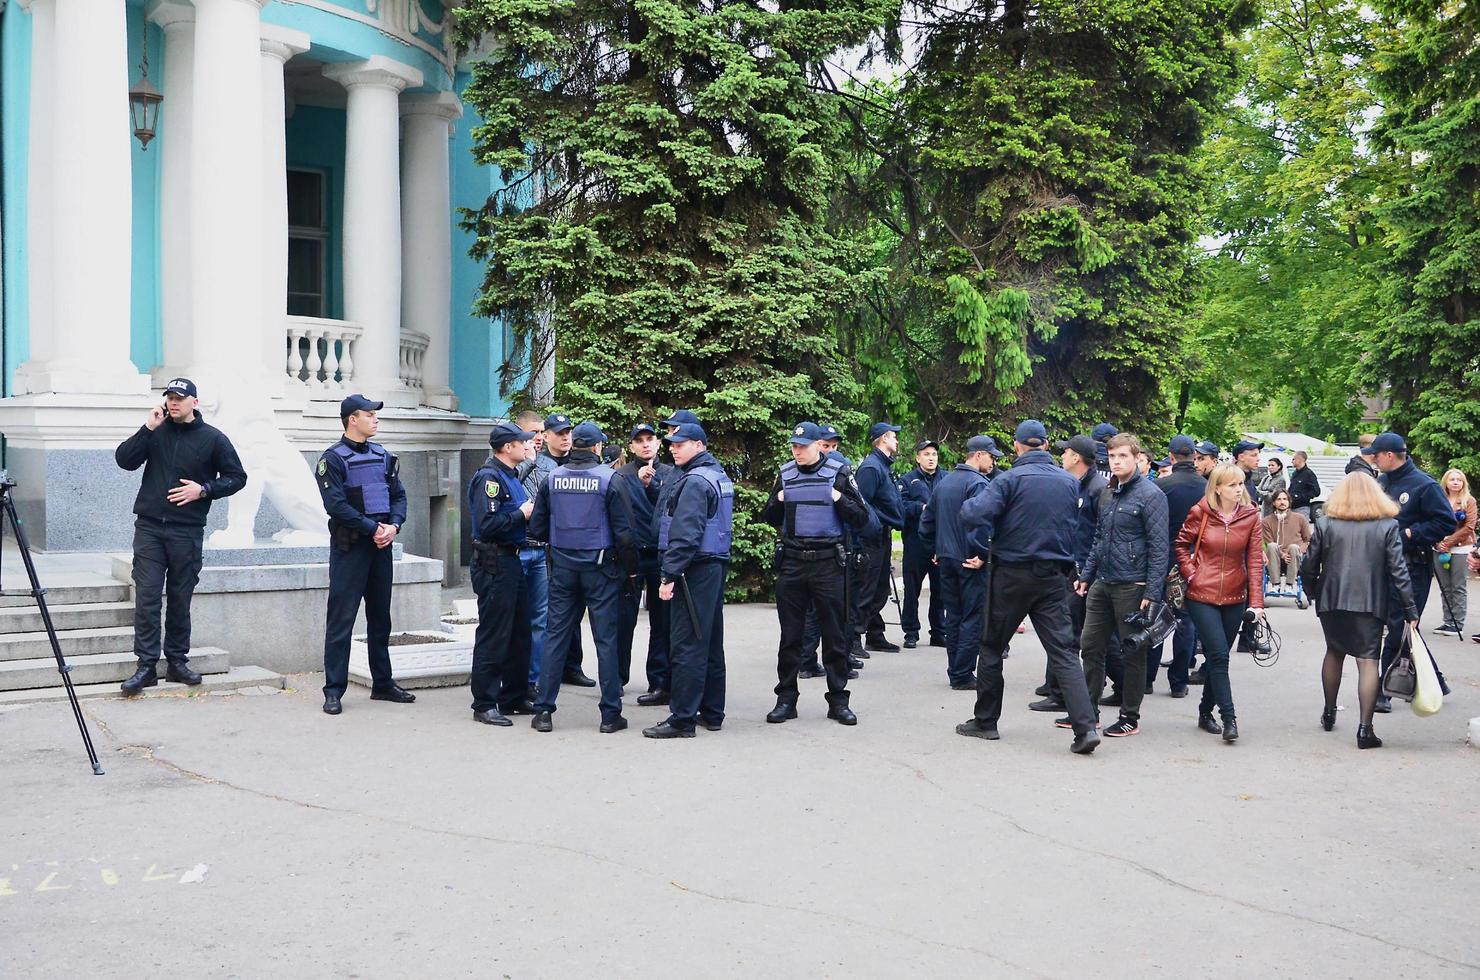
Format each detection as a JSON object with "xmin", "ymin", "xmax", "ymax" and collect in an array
[{"xmin": 1262, "ymin": 489, "xmax": 1311, "ymax": 596}]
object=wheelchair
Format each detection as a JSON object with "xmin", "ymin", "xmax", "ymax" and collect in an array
[{"xmin": 1263, "ymin": 555, "xmax": 1308, "ymax": 609}]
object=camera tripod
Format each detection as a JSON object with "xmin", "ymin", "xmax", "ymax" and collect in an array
[{"xmin": 0, "ymin": 474, "xmax": 104, "ymax": 775}]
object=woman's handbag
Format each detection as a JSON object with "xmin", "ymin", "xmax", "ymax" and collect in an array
[
  {"xmin": 1408, "ymin": 627, "xmax": 1444, "ymax": 717},
  {"xmin": 1166, "ymin": 510, "xmax": 1210, "ymax": 611}
]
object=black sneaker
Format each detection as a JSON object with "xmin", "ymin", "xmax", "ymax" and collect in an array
[
  {"xmin": 1053, "ymin": 716, "xmax": 1074, "ymax": 730},
  {"xmin": 949, "ymin": 678, "xmax": 976, "ymax": 691},
  {"xmin": 1098, "ymin": 690, "xmax": 1123, "ymax": 707},
  {"xmin": 955, "ymin": 720, "xmax": 999, "ymax": 740},
  {"xmin": 1033, "ymin": 683, "xmax": 1053, "ymax": 697},
  {"xmin": 865, "ymin": 635, "xmax": 900, "ymax": 653},
  {"xmin": 1028, "ymin": 697, "xmax": 1064, "ymax": 712},
  {"xmin": 1103, "ymin": 718, "xmax": 1139, "ymax": 737}
]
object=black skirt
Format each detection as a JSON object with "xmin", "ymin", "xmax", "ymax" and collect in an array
[{"xmin": 1318, "ymin": 611, "xmax": 1385, "ymax": 660}]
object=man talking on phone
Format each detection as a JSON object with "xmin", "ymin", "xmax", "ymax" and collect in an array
[{"xmin": 114, "ymin": 378, "xmax": 247, "ymax": 694}]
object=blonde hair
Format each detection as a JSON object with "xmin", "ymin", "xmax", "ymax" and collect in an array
[
  {"xmin": 1324, "ymin": 471, "xmax": 1399, "ymax": 520},
  {"xmin": 1203, "ymin": 463, "xmax": 1251, "ymax": 509},
  {"xmin": 1440, "ymin": 469, "xmax": 1472, "ymax": 507}
]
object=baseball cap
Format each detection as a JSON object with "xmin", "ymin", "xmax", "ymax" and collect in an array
[
  {"xmin": 162, "ymin": 377, "xmax": 198, "ymax": 398},
  {"xmin": 818, "ymin": 424, "xmax": 841, "ymax": 442},
  {"xmin": 868, "ymin": 421, "xmax": 902, "ymax": 441},
  {"xmin": 665, "ymin": 422, "xmax": 708, "ymax": 444},
  {"xmin": 789, "ymin": 422, "xmax": 822, "ymax": 446},
  {"xmin": 543, "ymin": 413, "xmax": 573, "ymax": 433},
  {"xmin": 1060, "ymin": 434, "xmax": 1098, "ymax": 464},
  {"xmin": 488, "ymin": 421, "xmax": 535, "ymax": 448},
  {"xmin": 1370, "ymin": 431, "xmax": 1408, "ymax": 454},
  {"xmin": 1091, "ymin": 422, "xmax": 1118, "ymax": 442},
  {"xmin": 1014, "ymin": 420, "xmax": 1048, "ymax": 446},
  {"xmin": 1157, "ymin": 456, "xmax": 1173, "ymax": 468},
  {"xmin": 663, "ymin": 409, "xmax": 701, "ymax": 428},
  {"xmin": 1230, "ymin": 439, "xmax": 1265, "ymax": 456},
  {"xmin": 1168, "ymin": 434, "xmax": 1196, "ymax": 456},
  {"xmin": 629, "ymin": 423, "xmax": 657, "ymax": 441},
  {"xmin": 965, "ymin": 435, "xmax": 1004, "ymax": 458},
  {"xmin": 571, "ymin": 421, "xmax": 607, "ymax": 447},
  {"xmin": 1194, "ymin": 440, "xmax": 1220, "ymax": 457},
  {"xmin": 340, "ymin": 393, "xmax": 383, "ymax": 416},
  {"xmin": 915, "ymin": 438, "xmax": 939, "ymax": 452}
]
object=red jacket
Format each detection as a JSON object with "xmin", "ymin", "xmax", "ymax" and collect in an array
[{"xmin": 1175, "ymin": 500, "xmax": 1265, "ymax": 608}]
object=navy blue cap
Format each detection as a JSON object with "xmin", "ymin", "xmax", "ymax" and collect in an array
[
  {"xmin": 664, "ymin": 409, "xmax": 701, "ymax": 428},
  {"xmin": 488, "ymin": 421, "xmax": 535, "ymax": 448},
  {"xmin": 1058, "ymin": 435, "xmax": 1098, "ymax": 463},
  {"xmin": 162, "ymin": 377, "xmax": 198, "ymax": 398},
  {"xmin": 340, "ymin": 393, "xmax": 383, "ymax": 416},
  {"xmin": 789, "ymin": 422, "xmax": 822, "ymax": 446},
  {"xmin": 1092, "ymin": 422, "xmax": 1118, "ymax": 442},
  {"xmin": 629, "ymin": 423, "xmax": 657, "ymax": 441},
  {"xmin": 1194, "ymin": 440, "xmax": 1220, "ymax": 457},
  {"xmin": 868, "ymin": 421, "xmax": 902, "ymax": 442},
  {"xmin": 571, "ymin": 421, "xmax": 607, "ymax": 447},
  {"xmin": 1230, "ymin": 439, "xmax": 1264, "ymax": 456},
  {"xmin": 915, "ymin": 438, "xmax": 939, "ymax": 452},
  {"xmin": 1014, "ymin": 420, "xmax": 1048, "ymax": 446},
  {"xmin": 1157, "ymin": 456, "xmax": 1173, "ymax": 468},
  {"xmin": 665, "ymin": 422, "xmax": 707, "ymax": 444},
  {"xmin": 966, "ymin": 435, "xmax": 1004, "ymax": 457},
  {"xmin": 818, "ymin": 424, "xmax": 841, "ymax": 441},
  {"xmin": 542, "ymin": 413, "xmax": 573, "ymax": 433},
  {"xmin": 1169, "ymin": 435, "xmax": 1196, "ymax": 456},
  {"xmin": 1370, "ymin": 431, "xmax": 1408, "ymax": 454}
]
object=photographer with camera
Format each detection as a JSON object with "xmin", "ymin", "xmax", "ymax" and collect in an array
[{"xmin": 1174, "ymin": 464, "xmax": 1265, "ymax": 743}]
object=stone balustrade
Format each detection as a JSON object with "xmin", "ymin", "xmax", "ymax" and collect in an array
[
  {"xmin": 399, "ymin": 329, "xmax": 430, "ymax": 391},
  {"xmin": 286, "ymin": 315, "xmax": 363, "ymax": 393}
]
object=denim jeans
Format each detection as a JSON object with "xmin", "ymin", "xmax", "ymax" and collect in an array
[
  {"xmin": 1185, "ymin": 600, "xmax": 1245, "ymax": 722},
  {"xmin": 520, "ymin": 547, "xmax": 549, "ymax": 688}
]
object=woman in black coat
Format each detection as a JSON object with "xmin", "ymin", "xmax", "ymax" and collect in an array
[{"xmin": 1301, "ymin": 472, "xmax": 1419, "ymax": 749}]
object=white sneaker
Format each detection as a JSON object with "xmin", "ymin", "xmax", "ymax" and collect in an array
[{"xmin": 1432, "ymin": 624, "xmax": 1459, "ymax": 636}]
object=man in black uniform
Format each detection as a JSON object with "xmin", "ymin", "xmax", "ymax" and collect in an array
[
  {"xmin": 314, "ymin": 394, "xmax": 416, "ymax": 715},
  {"xmin": 528, "ymin": 422, "xmax": 638, "ymax": 733},
  {"xmin": 115, "ymin": 377, "xmax": 247, "ymax": 694},
  {"xmin": 854, "ymin": 422, "xmax": 905, "ymax": 653},
  {"xmin": 644, "ymin": 423, "xmax": 733, "ymax": 738},
  {"xmin": 1091, "ymin": 422, "xmax": 1118, "ymax": 480},
  {"xmin": 919, "ymin": 436, "xmax": 998, "ymax": 691},
  {"xmin": 956, "ymin": 421, "xmax": 1101, "ymax": 754},
  {"xmin": 616, "ymin": 423, "xmax": 674, "ymax": 705},
  {"xmin": 467, "ymin": 421, "xmax": 540, "ymax": 726},
  {"xmin": 1153, "ymin": 436, "xmax": 1206, "ymax": 698},
  {"xmin": 532, "ymin": 413, "xmax": 597, "ymax": 689},
  {"xmin": 762, "ymin": 422, "xmax": 871, "ymax": 725},
  {"xmin": 900, "ymin": 439, "xmax": 945, "ymax": 649}
]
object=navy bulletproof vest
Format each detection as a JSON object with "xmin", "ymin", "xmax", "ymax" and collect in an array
[
  {"xmin": 549, "ymin": 463, "xmax": 615, "ymax": 550},
  {"xmin": 333, "ymin": 441, "xmax": 391, "ymax": 516},
  {"xmin": 659, "ymin": 466, "xmax": 734, "ymax": 558},
  {"xmin": 780, "ymin": 458, "xmax": 844, "ymax": 539}
]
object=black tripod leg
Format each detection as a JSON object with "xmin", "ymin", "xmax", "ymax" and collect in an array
[{"xmin": 2, "ymin": 493, "xmax": 103, "ymax": 775}]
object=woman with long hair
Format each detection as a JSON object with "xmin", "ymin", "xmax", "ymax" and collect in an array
[
  {"xmin": 1301, "ymin": 472, "xmax": 1419, "ymax": 749},
  {"xmin": 1431, "ymin": 469, "xmax": 1476, "ymax": 637},
  {"xmin": 1174, "ymin": 463, "xmax": 1264, "ymax": 743}
]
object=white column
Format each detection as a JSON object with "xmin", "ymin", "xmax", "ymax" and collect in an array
[
  {"xmin": 260, "ymin": 25, "xmax": 310, "ymax": 388},
  {"xmin": 147, "ymin": 0, "xmax": 195, "ymax": 384},
  {"xmin": 324, "ymin": 56, "xmax": 423, "ymax": 408},
  {"xmin": 399, "ymin": 91, "xmax": 461, "ymax": 411},
  {"xmin": 14, "ymin": 0, "xmax": 149, "ymax": 395},
  {"xmin": 187, "ymin": 0, "xmax": 266, "ymax": 384}
]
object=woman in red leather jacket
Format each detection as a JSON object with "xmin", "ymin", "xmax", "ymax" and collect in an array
[{"xmin": 1175, "ymin": 463, "xmax": 1265, "ymax": 743}]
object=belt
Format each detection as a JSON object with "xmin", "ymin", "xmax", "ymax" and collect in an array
[
  {"xmin": 784, "ymin": 546, "xmax": 841, "ymax": 562},
  {"xmin": 479, "ymin": 542, "xmax": 521, "ymax": 557},
  {"xmin": 524, "ymin": 539, "xmax": 549, "ymax": 549}
]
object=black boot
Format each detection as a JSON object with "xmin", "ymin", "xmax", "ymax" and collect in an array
[
  {"xmin": 851, "ymin": 635, "xmax": 870, "ymax": 659},
  {"xmin": 1357, "ymin": 724, "xmax": 1383, "ymax": 749},
  {"xmin": 1221, "ymin": 718, "xmax": 1239, "ymax": 742},
  {"xmin": 120, "ymin": 665, "xmax": 157, "ymax": 695},
  {"xmin": 1197, "ymin": 712, "xmax": 1222, "ymax": 735},
  {"xmin": 531, "ymin": 711, "xmax": 553, "ymax": 732},
  {"xmin": 165, "ymin": 662, "xmax": 202, "ymax": 686},
  {"xmin": 827, "ymin": 699, "xmax": 858, "ymax": 726},
  {"xmin": 1321, "ymin": 706, "xmax": 1337, "ymax": 731},
  {"xmin": 865, "ymin": 634, "xmax": 899, "ymax": 653},
  {"xmin": 766, "ymin": 698, "xmax": 798, "ymax": 724}
]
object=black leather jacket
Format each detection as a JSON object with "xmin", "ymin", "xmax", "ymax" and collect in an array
[{"xmin": 1301, "ymin": 516, "xmax": 1419, "ymax": 620}]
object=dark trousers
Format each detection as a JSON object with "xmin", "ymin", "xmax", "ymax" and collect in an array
[
  {"xmin": 1042, "ymin": 575, "xmax": 1087, "ymax": 698},
  {"xmin": 800, "ymin": 604, "xmax": 822, "ymax": 667},
  {"xmin": 1106, "ymin": 621, "xmax": 1154, "ymax": 691},
  {"xmin": 938, "ymin": 562, "xmax": 985, "ymax": 685},
  {"xmin": 1156, "ymin": 608, "xmax": 1198, "ymax": 692},
  {"xmin": 973, "ymin": 561, "xmax": 1096, "ymax": 735},
  {"xmin": 665, "ymin": 560, "xmax": 727, "ymax": 731},
  {"xmin": 1382, "ymin": 557, "xmax": 1434, "ymax": 673},
  {"xmin": 775, "ymin": 552, "xmax": 850, "ymax": 705},
  {"xmin": 618, "ymin": 552, "xmax": 670, "ymax": 691},
  {"xmin": 470, "ymin": 554, "xmax": 532, "ymax": 713},
  {"xmin": 901, "ymin": 545, "xmax": 943, "ymax": 641},
  {"xmin": 1186, "ymin": 600, "xmax": 1244, "ymax": 721},
  {"xmin": 131, "ymin": 519, "xmax": 205, "ymax": 669},
  {"xmin": 853, "ymin": 537, "xmax": 891, "ymax": 639},
  {"xmin": 536, "ymin": 563, "xmax": 624, "ymax": 721},
  {"xmin": 323, "ymin": 534, "xmax": 394, "ymax": 698},
  {"xmin": 1080, "ymin": 580, "xmax": 1148, "ymax": 722}
]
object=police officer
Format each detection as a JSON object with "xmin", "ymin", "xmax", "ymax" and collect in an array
[
  {"xmin": 528, "ymin": 422, "xmax": 639, "ymax": 733},
  {"xmin": 616, "ymin": 423, "xmax": 674, "ymax": 705},
  {"xmin": 115, "ymin": 377, "xmax": 247, "ymax": 694},
  {"xmin": 1091, "ymin": 422, "xmax": 1118, "ymax": 480},
  {"xmin": 315, "ymin": 394, "xmax": 415, "ymax": 715},
  {"xmin": 919, "ymin": 436, "xmax": 999, "ymax": 690},
  {"xmin": 1231, "ymin": 439, "xmax": 1265, "ymax": 507},
  {"xmin": 467, "ymin": 422, "xmax": 541, "ymax": 726},
  {"xmin": 798, "ymin": 424, "xmax": 865, "ymax": 678},
  {"xmin": 956, "ymin": 421, "xmax": 1101, "ymax": 754},
  {"xmin": 1372, "ymin": 431, "xmax": 1455, "ymax": 711},
  {"xmin": 762, "ymin": 422, "xmax": 871, "ymax": 725},
  {"xmin": 643, "ymin": 423, "xmax": 733, "ymax": 738},
  {"xmin": 900, "ymin": 439, "xmax": 945, "ymax": 649},
  {"xmin": 855, "ymin": 422, "xmax": 906, "ymax": 653},
  {"xmin": 1193, "ymin": 440, "xmax": 1221, "ymax": 477}
]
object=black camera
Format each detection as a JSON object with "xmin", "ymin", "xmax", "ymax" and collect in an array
[
  {"xmin": 1122, "ymin": 600, "xmax": 1177, "ymax": 651},
  {"xmin": 1242, "ymin": 608, "xmax": 1275, "ymax": 659}
]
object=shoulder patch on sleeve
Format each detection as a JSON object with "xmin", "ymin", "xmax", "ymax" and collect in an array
[
  {"xmin": 316, "ymin": 458, "xmax": 327, "ymax": 476},
  {"xmin": 486, "ymin": 479, "xmax": 498, "ymax": 498}
]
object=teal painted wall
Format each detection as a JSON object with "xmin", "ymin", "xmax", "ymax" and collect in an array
[
  {"xmin": 303, "ymin": 0, "xmax": 447, "ymax": 51},
  {"xmin": 262, "ymin": 2, "xmax": 450, "ymax": 92},
  {"xmin": 127, "ymin": 8, "xmax": 164, "ymax": 374},
  {"xmin": 1, "ymin": 1, "xmax": 31, "ymax": 392},
  {"xmin": 285, "ymin": 104, "xmax": 347, "ymax": 320}
]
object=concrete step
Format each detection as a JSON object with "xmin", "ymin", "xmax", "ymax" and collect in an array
[
  {"xmin": 0, "ymin": 601, "xmax": 135, "ymax": 636},
  {"xmin": 0, "ymin": 647, "xmax": 230, "ymax": 691},
  {"xmin": 0, "ymin": 626, "xmax": 136, "ymax": 662},
  {"xmin": 0, "ymin": 583, "xmax": 132, "ymax": 608},
  {"xmin": 0, "ymin": 664, "xmax": 283, "ymax": 705}
]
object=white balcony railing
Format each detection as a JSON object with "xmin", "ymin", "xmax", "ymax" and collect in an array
[
  {"xmin": 286, "ymin": 316, "xmax": 362, "ymax": 393},
  {"xmin": 399, "ymin": 329, "xmax": 429, "ymax": 391}
]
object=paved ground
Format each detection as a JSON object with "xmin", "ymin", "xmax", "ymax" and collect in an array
[{"xmin": 4, "ymin": 594, "xmax": 1478, "ymax": 978}]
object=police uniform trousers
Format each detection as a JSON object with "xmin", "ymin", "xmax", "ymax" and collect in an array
[
  {"xmin": 853, "ymin": 536, "xmax": 892, "ymax": 641},
  {"xmin": 131, "ymin": 518, "xmax": 205, "ymax": 669},
  {"xmin": 535, "ymin": 561, "xmax": 624, "ymax": 721},
  {"xmin": 775, "ymin": 548, "xmax": 851, "ymax": 704},
  {"xmin": 323, "ymin": 532, "xmax": 394, "ymax": 698},
  {"xmin": 937, "ymin": 562, "xmax": 984, "ymax": 687},
  {"xmin": 902, "ymin": 541, "xmax": 944, "ymax": 643},
  {"xmin": 973, "ymin": 560, "xmax": 1097, "ymax": 735},
  {"xmin": 665, "ymin": 559, "xmax": 727, "ymax": 732},
  {"xmin": 1381, "ymin": 556, "xmax": 1435, "ymax": 676},
  {"xmin": 470, "ymin": 552, "xmax": 533, "ymax": 713},
  {"xmin": 618, "ymin": 549, "xmax": 670, "ymax": 692}
]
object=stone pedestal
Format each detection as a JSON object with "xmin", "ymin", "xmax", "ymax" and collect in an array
[{"xmin": 348, "ymin": 628, "xmax": 472, "ymax": 689}]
